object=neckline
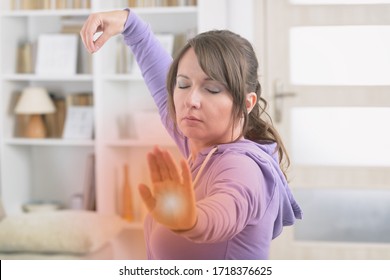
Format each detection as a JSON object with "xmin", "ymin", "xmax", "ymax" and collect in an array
[{"xmin": 189, "ymin": 146, "xmax": 218, "ymax": 187}]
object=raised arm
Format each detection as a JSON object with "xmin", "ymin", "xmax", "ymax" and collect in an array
[{"xmin": 80, "ymin": 9, "xmax": 187, "ymax": 154}]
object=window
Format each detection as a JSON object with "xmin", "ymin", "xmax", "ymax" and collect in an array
[
  {"xmin": 291, "ymin": 107, "xmax": 390, "ymax": 166},
  {"xmin": 289, "ymin": 26, "xmax": 390, "ymax": 85}
]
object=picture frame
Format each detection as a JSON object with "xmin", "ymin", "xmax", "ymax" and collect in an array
[
  {"xmin": 35, "ymin": 34, "xmax": 78, "ymax": 76},
  {"xmin": 62, "ymin": 106, "xmax": 94, "ymax": 140}
]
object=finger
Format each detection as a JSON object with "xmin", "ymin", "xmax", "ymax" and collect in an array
[
  {"xmin": 147, "ymin": 152, "xmax": 162, "ymax": 182},
  {"xmin": 162, "ymin": 150, "xmax": 181, "ymax": 183},
  {"xmin": 153, "ymin": 146, "xmax": 171, "ymax": 181},
  {"xmin": 180, "ymin": 159, "xmax": 192, "ymax": 188},
  {"xmin": 92, "ymin": 31, "xmax": 111, "ymax": 52},
  {"xmin": 80, "ymin": 14, "xmax": 100, "ymax": 53},
  {"xmin": 138, "ymin": 184, "xmax": 156, "ymax": 213},
  {"xmin": 79, "ymin": 27, "xmax": 92, "ymax": 53}
]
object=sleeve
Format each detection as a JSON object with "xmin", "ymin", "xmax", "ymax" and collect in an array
[
  {"xmin": 177, "ymin": 153, "xmax": 266, "ymax": 243},
  {"xmin": 121, "ymin": 10, "xmax": 189, "ymax": 157}
]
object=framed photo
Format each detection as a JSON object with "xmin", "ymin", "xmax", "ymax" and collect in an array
[
  {"xmin": 62, "ymin": 106, "xmax": 94, "ymax": 140},
  {"xmin": 35, "ymin": 34, "xmax": 78, "ymax": 76}
]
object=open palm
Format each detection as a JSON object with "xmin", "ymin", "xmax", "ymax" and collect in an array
[{"xmin": 138, "ymin": 146, "xmax": 197, "ymax": 231}]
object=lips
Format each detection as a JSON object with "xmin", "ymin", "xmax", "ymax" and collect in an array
[
  {"xmin": 181, "ymin": 115, "xmax": 202, "ymax": 125},
  {"xmin": 183, "ymin": 115, "xmax": 201, "ymax": 121}
]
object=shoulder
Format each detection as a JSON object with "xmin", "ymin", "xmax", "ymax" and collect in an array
[
  {"xmin": 215, "ymin": 148, "xmax": 261, "ymax": 171},
  {"xmin": 211, "ymin": 140, "xmax": 273, "ymax": 174},
  {"xmin": 207, "ymin": 146, "xmax": 265, "ymax": 189}
]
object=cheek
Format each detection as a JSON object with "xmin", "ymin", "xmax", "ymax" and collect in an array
[
  {"xmin": 215, "ymin": 98, "xmax": 234, "ymax": 118},
  {"xmin": 216, "ymin": 99, "xmax": 236, "ymax": 128}
]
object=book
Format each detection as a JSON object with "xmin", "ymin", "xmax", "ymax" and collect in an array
[
  {"xmin": 66, "ymin": 92, "xmax": 93, "ymax": 106},
  {"xmin": 56, "ymin": 0, "xmax": 68, "ymax": 9},
  {"xmin": 44, "ymin": 95, "xmax": 66, "ymax": 138},
  {"xmin": 16, "ymin": 42, "xmax": 34, "ymax": 73},
  {"xmin": 127, "ymin": 0, "xmax": 197, "ymax": 7},
  {"xmin": 10, "ymin": 0, "xmax": 55, "ymax": 10}
]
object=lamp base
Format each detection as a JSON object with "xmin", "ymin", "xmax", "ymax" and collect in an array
[{"xmin": 26, "ymin": 114, "xmax": 46, "ymax": 138}]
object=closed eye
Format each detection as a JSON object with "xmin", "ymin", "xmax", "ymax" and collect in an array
[
  {"xmin": 206, "ymin": 88, "xmax": 221, "ymax": 94},
  {"xmin": 177, "ymin": 79, "xmax": 190, "ymax": 90}
]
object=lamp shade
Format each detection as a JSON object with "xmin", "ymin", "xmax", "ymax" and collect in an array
[{"xmin": 15, "ymin": 87, "xmax": 56, "ymax": 114}]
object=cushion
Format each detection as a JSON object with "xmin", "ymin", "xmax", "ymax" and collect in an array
[{"xmin": 0, "ymin": 210, "xmax": 126, "ymax": 254}]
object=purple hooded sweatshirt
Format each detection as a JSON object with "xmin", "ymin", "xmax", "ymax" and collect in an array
[{"xmin": 122, "ymin": 10, "xmax": 302, "ymax": 260}]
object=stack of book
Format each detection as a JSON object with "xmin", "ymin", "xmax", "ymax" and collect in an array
[
  {"xmin": 10, "ymin": 0, "xmax": 91, "ymax": 10},
  {"xmin": 126, "ymin": 0, "xmax": 197, "ymax": 7}
]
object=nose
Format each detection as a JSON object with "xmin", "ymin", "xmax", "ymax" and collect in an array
[{"xmin": 185, "ymin": 87, "xmax": 201, "ymax": 109}]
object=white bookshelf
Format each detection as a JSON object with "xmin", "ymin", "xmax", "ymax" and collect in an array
[
  {"xmin": 0, "ymin": 0, "xmax": 253, "ymax": 231},
  {"xmin": 0, "ymin": 0, "xmax": 232, "ymax": 223}
]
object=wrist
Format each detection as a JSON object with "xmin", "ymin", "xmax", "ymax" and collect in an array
[
  {"xmin": 171, "ymin": 215, "xmax": 198, "ymax": 233},
  {"xmin": 120, "ymin": 9, "xmax": 130, "ymax": 31}
]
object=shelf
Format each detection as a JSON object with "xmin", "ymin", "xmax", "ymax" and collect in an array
[
  {"xmin": 4, "ymin": 138, "xmax": 95, "ymax": 147},
  {"xmin": 0, "ymin": 9, "xmax": 91, "ymax": 17},
  {"xmin": 1, "ymin": 74, "xmax": 93, "ymax": 82},
  {"xmin": 102, "ymin": 74, "xmax": 143, "ymax": 82}
]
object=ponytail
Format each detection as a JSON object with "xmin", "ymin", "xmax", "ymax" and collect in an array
[{"xmin": 244, "ymin": 81, "xmax": 290, "ymax": 180}]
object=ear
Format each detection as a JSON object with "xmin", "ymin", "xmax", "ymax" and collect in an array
[{"xmin": 245, "ymin": 92, "xmax": 257, "ymax": 114}]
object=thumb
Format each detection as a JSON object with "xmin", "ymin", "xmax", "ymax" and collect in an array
[{"xmin": 138, "ymin": 184, "xmax": 156, "ymax": 213}]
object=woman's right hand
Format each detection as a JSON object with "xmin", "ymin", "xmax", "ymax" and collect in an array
[
  {"xmin": 80, "ymin": 9, "xmax": 129, "ymax": 53},
  {"xmin": 138, "ymin": 146, "xmax": 198, "ymax": 231}
]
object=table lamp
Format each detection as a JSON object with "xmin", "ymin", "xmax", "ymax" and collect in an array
[{"xmin": 14, "ymin": 87, "xmax": 56, "ymax": 138}]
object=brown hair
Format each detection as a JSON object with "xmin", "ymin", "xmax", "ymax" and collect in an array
[{"xmin": 166, "ymin": 30, "xmax": 290, "ymax": 178}]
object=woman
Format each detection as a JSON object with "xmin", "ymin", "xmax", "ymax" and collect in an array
[{"xmin": 80, "ymin": 8, "xmax": 302, "ymax": 259}]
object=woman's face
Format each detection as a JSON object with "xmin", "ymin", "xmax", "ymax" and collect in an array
[{"xmin": 173, "ymin": 48, "xmax": 241, "ymax": 149}]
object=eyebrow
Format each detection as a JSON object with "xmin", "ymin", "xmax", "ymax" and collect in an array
[{"xmin": 176, "ymin": 74, "xmax": 213, "ymax": 81}]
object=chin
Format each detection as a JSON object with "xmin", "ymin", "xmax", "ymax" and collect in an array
[{"xmin": 179, "ymin": 128, "xmax": 204, "ymax": 140}]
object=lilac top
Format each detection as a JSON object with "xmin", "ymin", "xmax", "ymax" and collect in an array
[{"xmin": 122, "ymin": 11, "xmax": 302, "ymax": 260}]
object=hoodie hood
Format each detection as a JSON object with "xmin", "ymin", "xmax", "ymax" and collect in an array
[{"xmin": 207, "ymin": 139, "xmax": 303, "ymax": 239}]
